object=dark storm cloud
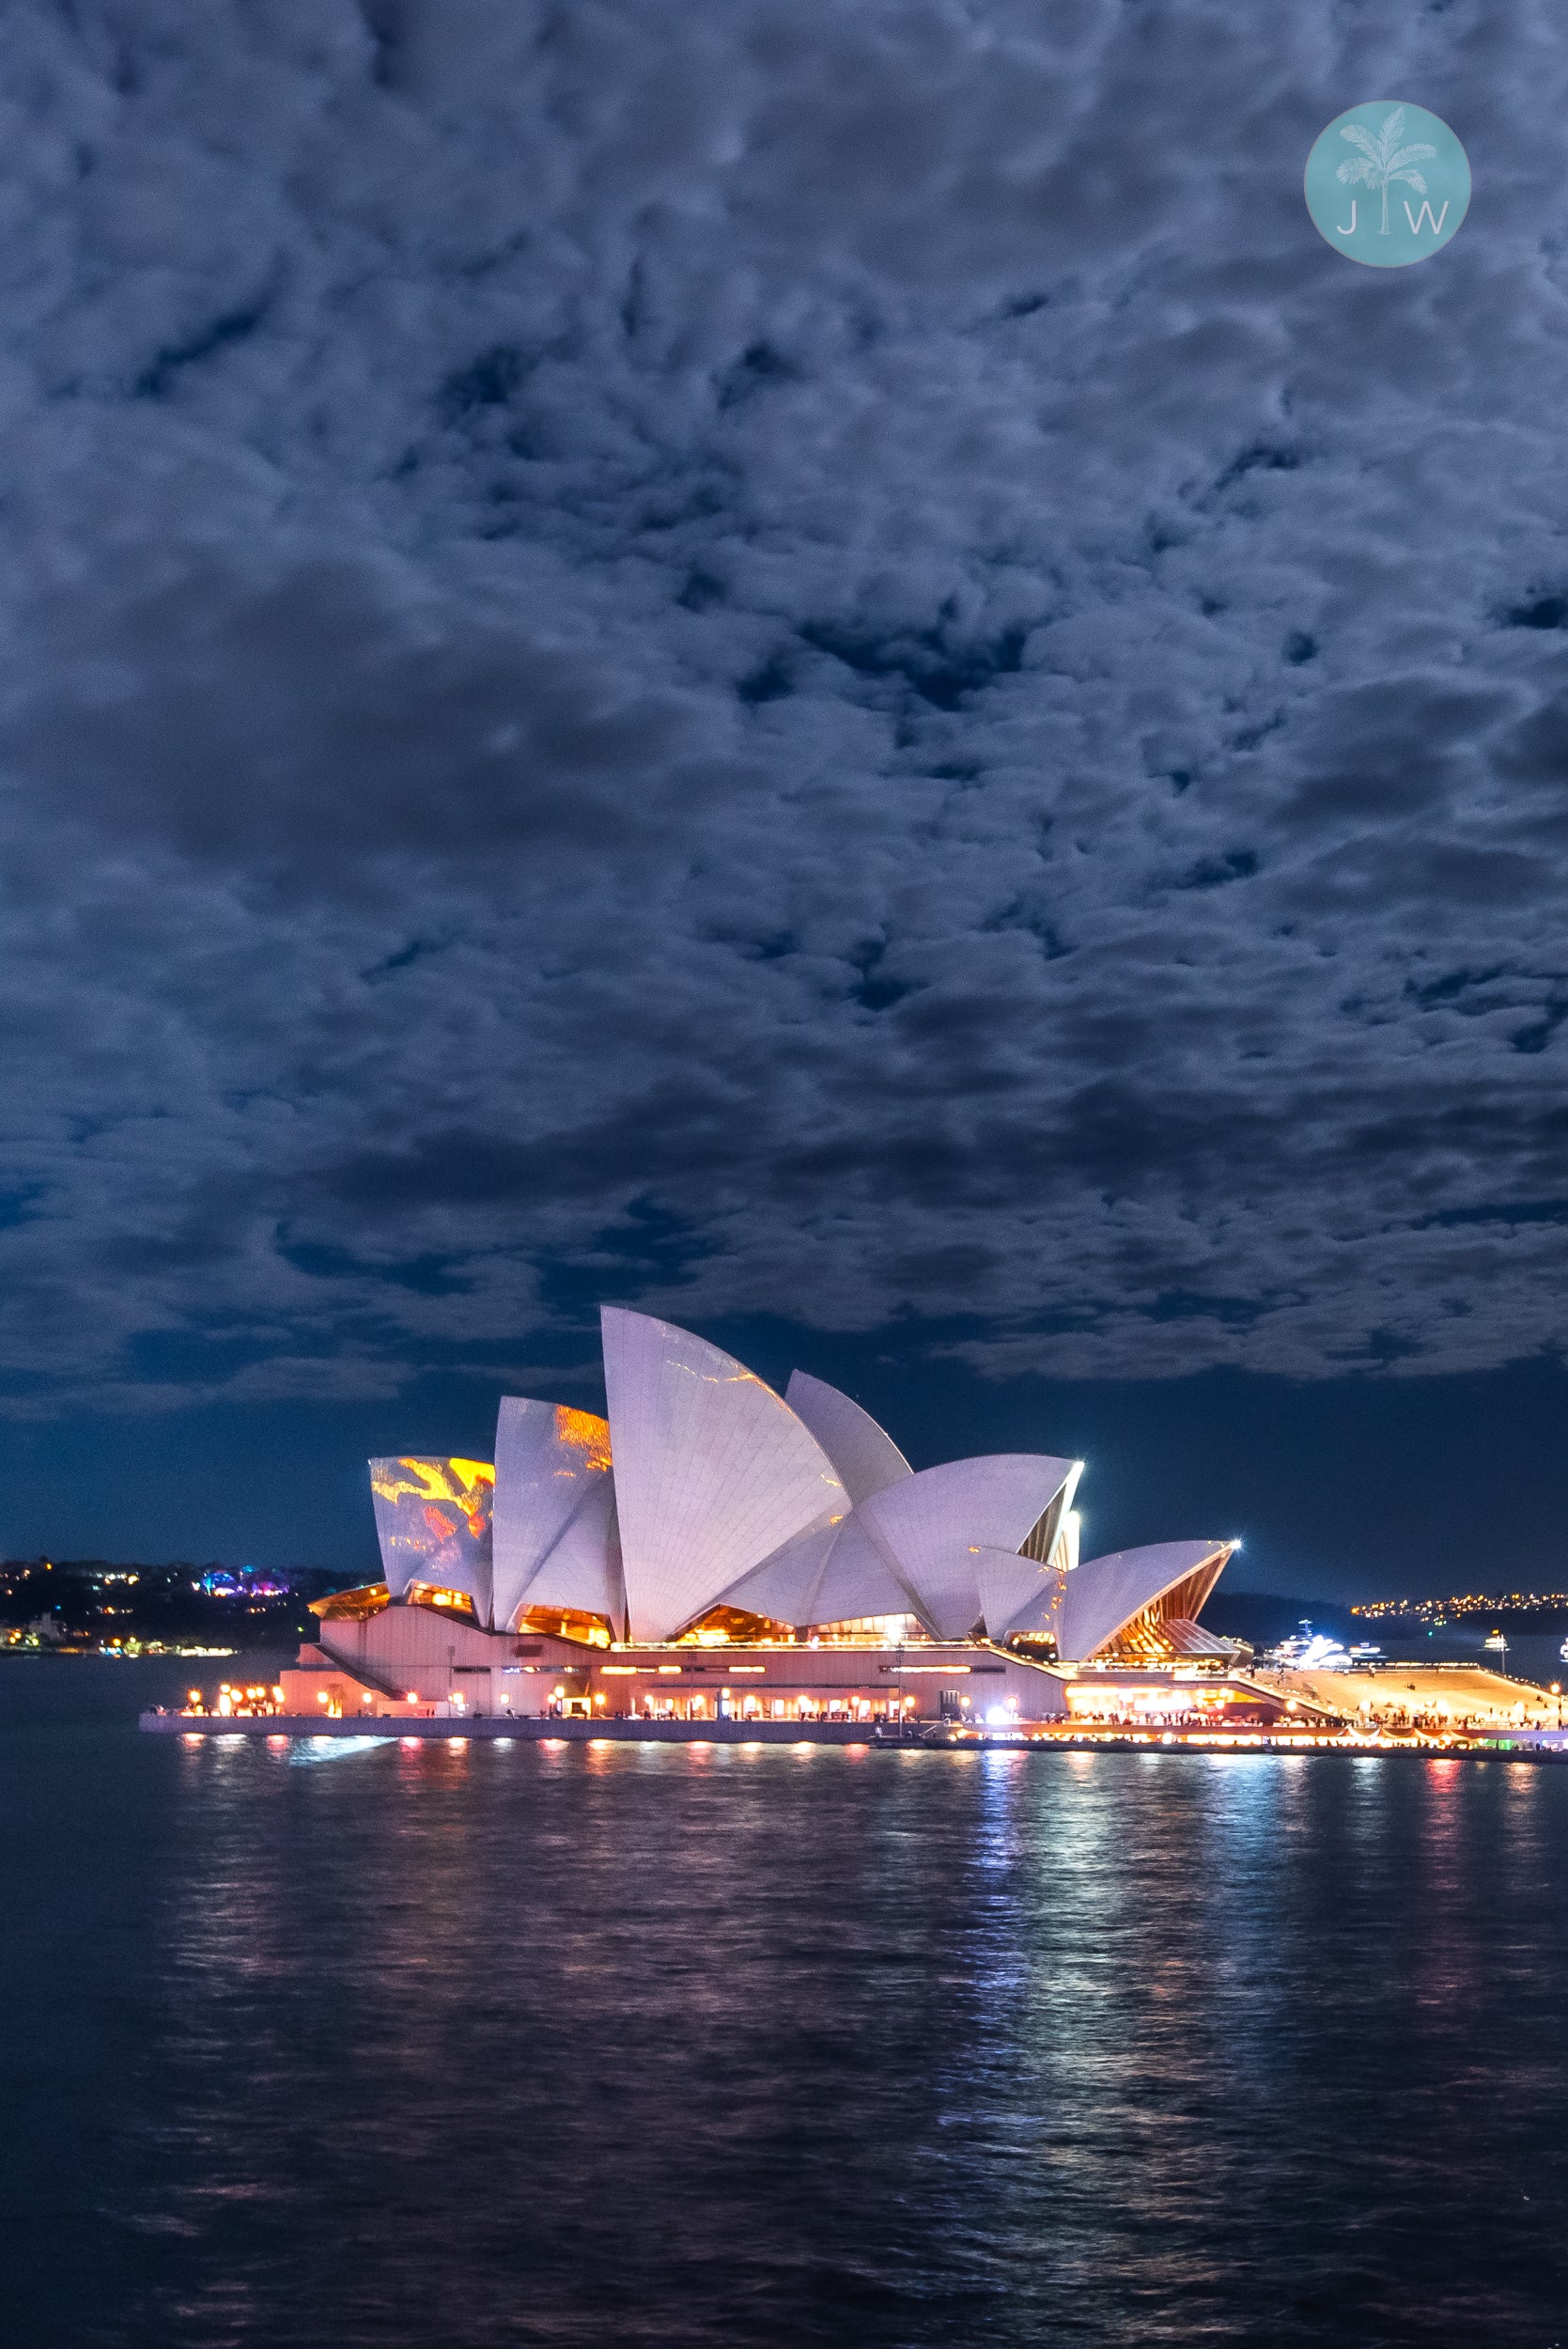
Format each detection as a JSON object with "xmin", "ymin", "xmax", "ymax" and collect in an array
[
  {"xmin": 15, "ymin": 552, "xmax": 738, "ymax": 877},
  {"xmin": 2, "ymin": 0, "xmax": 1568, "ymax": 1417}
]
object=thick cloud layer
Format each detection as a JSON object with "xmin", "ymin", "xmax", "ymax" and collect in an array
[{"xmin": 3, "ymin": 0, "xmax": 1567, "ymax": 1417}]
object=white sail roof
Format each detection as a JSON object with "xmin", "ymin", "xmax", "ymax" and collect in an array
[
  {"xmin": 491, "ymin": 1398, "xmax": 622, "ymax": 1632},
  {"xmin": 711, "ymin": 1512, "xmax": 846, "ymax": 1625},
  {"xmin": 368, "ymin": 1456, "xmax": 494, "ymax": 1623},
  {"xmin": 366, "ymin": 1322, "xmax": 1234, "ymax": 1662},
  {"xmin": 600, "ymin": 1306, "xmax": 847, "ymax": 1641},
  {"xmin": 974, "ymin": 1548, "xmax": 1063, "ymax": 1642},
  {"xmin": 783, "ymin": 1371, "xmax": 911, "ymax": 1506},
  {"xmin": 1058, "ymin": 1541, "xmax": 1232, "ymax": 1662},
  {"xmin": 807, "ymin": 1515, "xmax": 917, "ymax": 1626},
  {"xmin": 851, "ymin": 1455, "xmax": 1079, "ymax": 1639},
  {"xmin": 519, "ymin": 1478, "xmax": 624, "ymax": 1627}
]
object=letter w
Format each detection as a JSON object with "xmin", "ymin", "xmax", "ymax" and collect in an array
[{"xmin": 1403, "ymin": 199, "xmax": 1450, "ymax": 236}]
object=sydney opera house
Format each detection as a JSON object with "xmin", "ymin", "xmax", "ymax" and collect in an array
[{"xmin": 289, "ymin": 1308, "xmax": 1253, "ymax": 1733}]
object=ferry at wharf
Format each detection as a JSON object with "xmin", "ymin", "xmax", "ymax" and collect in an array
[{"xmin": 144, "ymin": 1308, "xmax": 1568, "ymax": 1756}]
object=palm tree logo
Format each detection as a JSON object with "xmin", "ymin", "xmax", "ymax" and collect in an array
[{"xmin": 1335, "ymin": 105, "xmax": 1437, "ymax": 235}]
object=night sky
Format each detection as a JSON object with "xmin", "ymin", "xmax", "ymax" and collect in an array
[{"xmin": 4, "ymin": 4, "xmax": 1565, "ymax": 1598}]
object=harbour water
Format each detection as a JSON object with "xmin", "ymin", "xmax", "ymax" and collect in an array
[{"xmin": 4, "ymin": 1658, "xmax": 1566, "ymax": 2347}]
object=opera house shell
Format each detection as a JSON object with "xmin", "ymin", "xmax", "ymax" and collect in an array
[{"xmin": 308, "ymin": 1308, "xmax": 1241, "ymax": 1724}]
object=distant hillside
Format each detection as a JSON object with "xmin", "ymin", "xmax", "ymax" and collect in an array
[
  {"xmin": 1199, "ymin": 1592, "xmax": 1360, "ymax": 1650},
  {"xmin": 1353, "ymin": 1599, "xmax": 1568, "ymax": 1631}
]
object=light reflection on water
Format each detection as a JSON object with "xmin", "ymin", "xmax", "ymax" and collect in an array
[
  {"xmin": 3, "ymin": 1674, "xmax": 1567, "ymax": 2349},
  {"xmin": 287, "ymin": 1736, "xmax": 395, "ymax": 1767}
]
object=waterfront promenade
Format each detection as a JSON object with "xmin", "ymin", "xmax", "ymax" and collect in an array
[{"xmin": 139, "ymin": 1709, "xmax": 1568, "ymax": 1756}]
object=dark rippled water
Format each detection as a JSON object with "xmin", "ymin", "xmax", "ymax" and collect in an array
[{"xmin": 4, "ymin": 1660, "xmax": 1566, "ymax": 2349}]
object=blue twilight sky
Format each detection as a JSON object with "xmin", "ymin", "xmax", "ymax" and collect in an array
[{"xmin": 2, "ymin": 2, "xmax": 1566, "ymax": 1599}]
